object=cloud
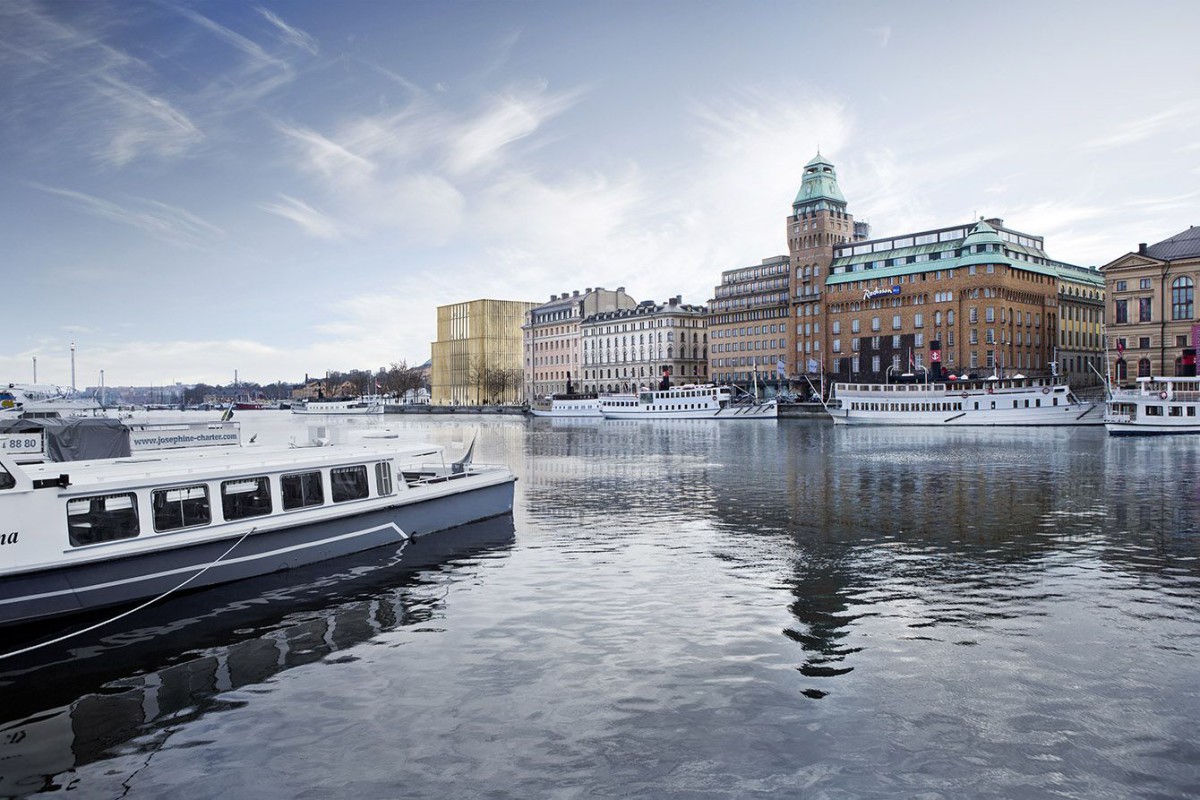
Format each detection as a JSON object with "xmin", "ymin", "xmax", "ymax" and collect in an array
[
  {"xmin": 30, "ymin": 182, "xmax": 224, "ymax": 246},
  {"xmin": 0, "ymin": 2, "xmax": 203, "ymax": 167},
  {"xmin": 870, "ymin": 26, "xmax": 892, "ymax": 48},
  {"xmin": 258, "ymin": 8, "xmax": 319, "ymax": 55},
  {"xmin": 444, "ymin": 83, "xmax": 585, "ymax": 175},
  {"xmin": 1082, "ymin": 106, "xmax": 1196, "ymax": 151},
  {"xmin": 259, "ymin": 195, "xmax": 343, "ymax": 239}
]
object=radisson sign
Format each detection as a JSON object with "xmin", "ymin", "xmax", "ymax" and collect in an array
[{"xmin": 863, "ymin": 285, "xmax": 901, "ymax": 301}]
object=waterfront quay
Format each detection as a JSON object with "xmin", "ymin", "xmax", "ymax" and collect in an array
[{"xmin": 1, "ymin": 411, "xmax": 1197, "ymax": 799}]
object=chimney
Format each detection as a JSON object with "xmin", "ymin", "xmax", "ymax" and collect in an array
[
  {"xmin": 1138, "ymin": 243, "xmax": 1147, "ymax": 255},
  {"xmin": 586, "ymin": 287, "xmax": 593, "ymax": 293},
  {"xmin": 617, "ymin": 286, "xmax": 625, "ymax": 293},
  {"xmin": 573, "ymin": 290, "xmax": 580, "ymax": 297}
]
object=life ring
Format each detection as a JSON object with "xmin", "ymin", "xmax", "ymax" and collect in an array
[
  {"xmin": 1041, "ymin": 387, "xmax": 1050, "ymax": 394},
  {"xmin": 960, "ymin": 391, "xmax": 969, "ymax": 399},
  {"xmin": 1159, "ymin": 391, "xmax": 1168, "ymax": 400}
]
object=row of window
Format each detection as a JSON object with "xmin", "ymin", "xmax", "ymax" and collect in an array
[{"xmin": 67, "ymin": 463, "xmax": 393, "ymax": 548}]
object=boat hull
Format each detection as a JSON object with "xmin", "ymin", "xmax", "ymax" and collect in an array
[
  {"xmin": 600, "ymin": 404, "xmax": 778, "ymax": 420},
  {"xmin": 830, "ymin": 403, "xmax": 1102, "ymax": 426},
  {"xmin": 0, "ymin": 480, "xmax": 514, "ymax": 628}
]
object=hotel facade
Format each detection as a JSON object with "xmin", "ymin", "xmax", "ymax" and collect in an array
[{"xmin": 712, "ymin": 153, "xmax": 1106, "ymax": 388}]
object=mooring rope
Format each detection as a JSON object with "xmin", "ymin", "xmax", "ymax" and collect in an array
[{"xmin": 0, "ymin": 526, "xmax": 258, "ymax": 662}]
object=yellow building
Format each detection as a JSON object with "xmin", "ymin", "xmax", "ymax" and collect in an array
[{"xmin": 431, "ymin": 299, "xmax": 537, "ymax": 405}]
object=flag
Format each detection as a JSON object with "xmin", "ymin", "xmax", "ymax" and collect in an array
[
  {"xmin": 375, "ymin": 381, "xmax": 382, "ymax": 389},
  {"xmin": 776, "ymin": 358, "xmax": 786, "ymax": 376}
]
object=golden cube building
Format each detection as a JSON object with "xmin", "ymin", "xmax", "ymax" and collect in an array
[{"xmin": 431, "ymin": 299, "xmax": 537, "ymax": 405}]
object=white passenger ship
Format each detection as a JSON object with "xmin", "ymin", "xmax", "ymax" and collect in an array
[
  {"xmin": 599, "ymin": 385, "xmax": 778, "ymax": 420},
  {"xmin": 292, "ymin": 396, "xmax": 384, "ymax": 415},
  {"xmin": 0, "ymin": 434, "xmax": 515, "ymax": 627},
  {"xmin": 1105, "ymin": 377, "xmax": 1200, "ymax": 436},
  {"xmin": 528, "ymin": 393, "xmax": 601, "ymax": 418},
  {"xmin": 828, "ymin": 376, "xmax": 1102, "ymax": 426}
]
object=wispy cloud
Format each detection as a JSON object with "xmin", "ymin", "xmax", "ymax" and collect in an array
[
  {"xmin": 0, "ymin": 2, "xmax": 203, "ymax": 167},
  {"xmin": 259, "ymin": 195, "xmax": 343, "ymax": 239},
  {"xmin": 258, "ymin": 8, "xmax": 319, "ymax": 55},
  {"xmin": 30, "ymin": 183, "xmax": 224, "ymax": 246},
  {"xmin": 444, "ymin": 83, "xmax": 585, "ymax": 175},
  {"xmin": 1082, "ymin": 106, "xmax": 1196, "ymax": 151}
]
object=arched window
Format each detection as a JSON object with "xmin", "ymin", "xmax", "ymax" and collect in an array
[
  {"xmin": 1138, "ymin": 358, "xmax": 1152, "ymax": 378},
  {"xmin": 1172, "ymin": 276, "xmax": 1194, "ymax": 320},
  {"xmin": 1115, "ymin": 358, "xmax": 1127, "ymax": 381}
]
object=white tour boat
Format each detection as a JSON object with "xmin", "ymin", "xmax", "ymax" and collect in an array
[
  {"xmin": 1, "ymin": 384, "xmax": 104, "ymax": 418},
  {"xmin": 599, "ymin": 385, "xmax": 778, "ymax": 420},
  {"xmin": 292, "ymin": 395, "xmax": 384, "ymax": 415},
  {"xmin": 827, "ymin": 375, "xmax": 1102, "ymax": 426},
  {"xmin": 0, "ymin": 434, "xmax": 515, "ymax": 628},
  {"xmin": 528, "ymin": 393, "xmax": 601, "ymax": 418},
  {"xmin": 1105, "ymin": 376, "xmax": 1200, "ymax": 436}
]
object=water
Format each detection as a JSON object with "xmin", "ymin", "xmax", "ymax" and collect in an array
[{"xmin": 2, "ymin": 412, "xmax": 1199, "ymax": 799}]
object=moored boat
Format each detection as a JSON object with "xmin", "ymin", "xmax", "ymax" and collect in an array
[
  {"xmin": 1105, "ymin": 376, "xmax": 1200, "ymax": 435},
  {"xmin": 599, "ymin": 384, "xmax": 777, "ymax": 420},
  {"xmin": 827, "ymin": 375, "xmax": 1101, "ymax": 426},
  {"xmin": 528, "ymin": 393, "xmax": 601, "ymax": 417},
  {"xmin": 0, "ymin": 434, "xmax": 515, "ymax": 628},
  {"xmin": 292, "ymin": 396, "xmax": 384, "ymax": 415}
]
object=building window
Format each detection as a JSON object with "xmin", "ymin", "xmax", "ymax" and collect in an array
[
  {"xmin": 1140, "ymin": 278, "xmax": 1152, "ymax": 290},
  {"xmin": 872, "ymin": 317, "xmax": 881, "ymax": 331},
  {"xmin": 1139, "ymin": 297, "xmax": 1152, "ymax": 323},
  {"xmin": 986, "ymin": 307, "xmax": 995, "ymax": 323},
  {"xmin": 914, "ymin": 313, "xmax": 923, "ymax": 328},
  {"xmin": 1139, "ymin": 336, "xmax": 1151, "ymax": 349},
  {"xmin": 1172, "ymin": 276, "xmax": 1194, "ymax": 320},
  {"xmin": 1138, "ymin": 358, "xmax": 1151, "ymax": 378},
  {"xmin": 1115, "ymin": 280, "xmax": 1127, "ymax": 291},
  {"xmin": 892, "ymin": 315, "xmax": 901, "ymax": 330},
  {"xmin": 1114, "ymin": 299, "xmax": 1128, "ymax": 324}
]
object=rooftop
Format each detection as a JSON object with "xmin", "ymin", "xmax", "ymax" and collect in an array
[{"xmin": 1144, "ymin": 226, "xmax": 1200, "ymax": 261}]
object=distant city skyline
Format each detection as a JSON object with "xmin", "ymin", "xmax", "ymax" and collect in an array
[{"xmin": 2, "ymin": 0, "xmax": 1197, "ymax": 386}]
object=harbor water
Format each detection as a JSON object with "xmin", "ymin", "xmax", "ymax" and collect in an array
[{"xmin": 2, "ymin": 412, "xmax": 1198, "ymax": 798}]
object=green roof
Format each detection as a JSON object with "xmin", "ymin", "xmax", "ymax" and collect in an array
[{"xmin": 793, "ymin": 153, "xmax": 846, "ymax": 209}]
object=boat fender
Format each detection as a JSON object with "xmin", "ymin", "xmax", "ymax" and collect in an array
[
  {"xmin": 1160, "ymin": 391, "xmax": 1168, "ymax": 399},
  {"xmin": 1042, "ymin": 387, "xmax": 1050, "ymax": 394},
  {"xmin": 961, "ymin": 391, "xmax": 969, "ymax": 399}
]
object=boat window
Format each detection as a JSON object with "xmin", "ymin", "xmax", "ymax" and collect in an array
[
  {"xmin": 1170, "ymin": 406, "xmax": 1184, "ymax": 417},
  {"xmin": 0, "ymin": 465, "xmax": 13, "ymax": 491},
  {"xmin": 1146, "ymin": 406, "xmax": 1164, "ymax": 417},
  {"xmin": 221, "ymin": 476, "xmax": 273, "ymax": 520},
  {"xmin": 68, "ymin": 492, "xmax": 140, "ymax": 547},
  {"xmin": 332, "ymin": 465, "xmax": 369, "ymax": 503},
  {"xmin": 152, "ymin": 484, "xmax": 211, "ymax": 532},
  {"xmin": 376, "ymin": 462, "xmax": 394, "ymax": 495},
  {"xmin": 281, "ymin": 471, "xmax": 324, "ymax": 510}
]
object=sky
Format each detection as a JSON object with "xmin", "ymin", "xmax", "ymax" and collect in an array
[{"xmin": 2, "ymin": 0, "xmax": 1198, "ymax": 388}]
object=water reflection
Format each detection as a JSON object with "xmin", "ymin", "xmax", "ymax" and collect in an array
[{"xmin": 0, "ymin": 516, "xmax": 514, "ymax": 799}]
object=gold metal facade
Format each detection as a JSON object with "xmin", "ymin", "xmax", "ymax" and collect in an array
[{"xmin": 431, "ymin": 299, "xmax": 537, "ymax": 404}]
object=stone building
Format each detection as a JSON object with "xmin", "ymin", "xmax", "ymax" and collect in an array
[
  {"xmin": 431, "ymin": 298, "xmax": 536, "ymax": 405},
  {"xmin": 1100, "ymin": 226, "xmax": 1200, "ymax": 381},
  {"xmin": 582, "ymin": 296, "xmax": 708, "ymax": 393},
  {"xmin": 522, "ymin": 287, "xmax": 636, "ymax": 400}
]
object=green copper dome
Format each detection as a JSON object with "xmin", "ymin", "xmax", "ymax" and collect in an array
[
  {"xmin": 961, "ymin": 219, "xmax": 1004, "ymax": 248},
  {"xmin": 793, "ymin": 152, "xmax": 846, "ymax": 212}
]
